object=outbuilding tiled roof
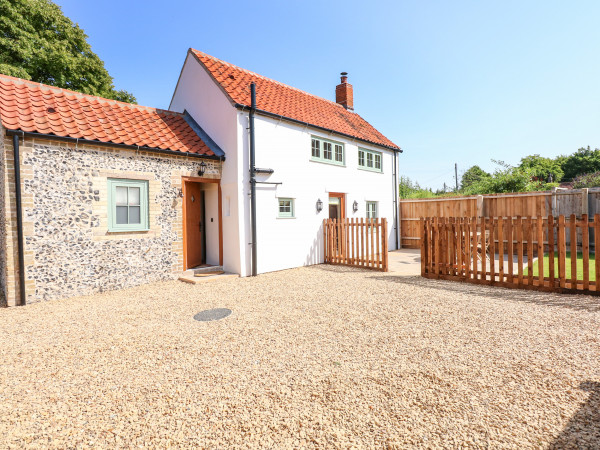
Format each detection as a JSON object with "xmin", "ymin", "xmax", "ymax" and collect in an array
[
  {"xmin": 190, "ymin": 49, "xmax": 400, "ymax": 150},
  {"xmin": 0, "ymin": 74, "xmax": 216, "ymax": 156}
]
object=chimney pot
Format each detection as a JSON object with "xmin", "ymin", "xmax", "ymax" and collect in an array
[{"xmin": 335, "ymin": 72, "xmax": 353, "ymax": 110}]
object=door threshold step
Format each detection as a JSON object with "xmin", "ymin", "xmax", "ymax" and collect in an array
[
  {"xmin": 194, "ymin": 270, "xmax": 224, "ymax": 277},
  {"xmin": 179, "ymin": 272, "xmax": 238, "ymax": 285}
]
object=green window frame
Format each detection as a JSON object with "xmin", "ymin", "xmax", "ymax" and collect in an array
[
  {"xmin": 107, "ymin": 178, "xmax": 149, "ymax": 232},
  {"xmin": 310, "ymin": 136, "xmax": 345, "ymax": 166},
  {"xmin": 366, "ymin": 201, "xmax": 378, "ymax": 219},
  {"xmin": 278, "ymin": 198, "xmax": 294, "ymax": 218},
  {"xmin": 358, "ymin": 148, "xmax": 383, "ymax": 172}
]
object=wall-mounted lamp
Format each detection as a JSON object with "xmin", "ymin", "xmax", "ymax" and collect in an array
[
  {"xmin": 353, "ymin": 200, "xmax": 359, "ymax": 212},
  {"xmin": 197, "ymin": 161, "xmax": 207, "ymax": 177},
  {"xmin": 316, "ymin": 198, "xmax": 323, "ymax": 213}
]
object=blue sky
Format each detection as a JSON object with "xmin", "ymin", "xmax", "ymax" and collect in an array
[{"xmin": 56, "ymin": 0, "xmax": 600, "ymax": 190}]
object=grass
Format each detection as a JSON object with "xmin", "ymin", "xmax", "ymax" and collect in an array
[{"xmin": 525, "ymin": 251, "xmax": 596, "ymax": 281}]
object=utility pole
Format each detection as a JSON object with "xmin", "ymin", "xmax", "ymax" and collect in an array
[{"xmin": 455, "ymin": 163, "xmax": 459, "ymax": 192}]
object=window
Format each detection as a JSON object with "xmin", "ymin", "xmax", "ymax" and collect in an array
[
  {"xmin": 323, "ymin": 142, "xmax": 332, "ymax": 160},
  {"xmin": 366, "ymin": 201, "xmax": 378, "ymax": 219},
  {"xmin": 107, "ymin": 178, "xmax": 149, "ymax": 232},
  {"xmin": 334, "ymin": 144, "xmax": 343, "ymax": 162},
  {"xmin": 278, "ymin": 198, "xmax": 294, "ymax": 218},
  {"xmin": 311, "ymin": 138, "xmax": 320, "ymax": 158},
  {"xmin": 310, "ymin": 136, "xmax": 344, "ymax": 166},
  {"xmin": 358, "ymin": 148, "xmax": 383, "ymax": 172}
]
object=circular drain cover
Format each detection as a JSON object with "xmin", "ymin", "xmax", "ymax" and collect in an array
[{"xmin": 193, "ymin": 308, "xmax": 232, "ymax": 322}]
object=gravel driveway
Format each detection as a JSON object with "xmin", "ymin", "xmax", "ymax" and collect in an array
[{"xmin": 1, "ymin": 266, "xmax": 599, "ymax": 448}]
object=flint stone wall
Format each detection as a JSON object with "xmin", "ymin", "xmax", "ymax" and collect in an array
[{"xmin": 2, "ymin": 137, "xmax": 221, "ymax": 304}]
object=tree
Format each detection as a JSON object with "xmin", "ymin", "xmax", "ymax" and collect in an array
[
  {"xmin": 561, "ymin": 146, "xmax": 600, "ymax": 181},
  {"xmin": 398, "ymin": 176, "xmax": 434, "ymax": 199},
  {"xmin": 462, "ymin": 160, "xmax": 558, "ymax": 195},
  {"xmin": 461, "ymin": 165, "xmax": 490, "ymax": 190},
  {"xmin": 0, "ymin": 0, "xmax": 135, "ymax": 103},
  {"xmin": 518, "ymin": 154, "xmax": 564, "ymax": 183},
  {"xmin": 572, "ymin": 172, "xmax": 600, "ymax": 189}
]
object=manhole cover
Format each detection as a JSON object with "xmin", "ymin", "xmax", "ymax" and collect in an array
[{"xmin": 193, "ymin": 308, "xmax": 232, "ymax": 322}]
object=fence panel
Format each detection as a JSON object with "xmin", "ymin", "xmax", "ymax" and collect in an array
[
  {"xmin": 400, "ymin": 189, "xmax": 596, "ymax": 249},
  {"xmin": 324, "ymin": 218, "xmax": 388, "ymax": 272},
  {"xmin": 421, "ymin": 215, "xmax": 600, "ymax": 295}
]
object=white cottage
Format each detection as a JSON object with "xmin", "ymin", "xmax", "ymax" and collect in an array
[
  {"xmin": 0, "ymin": 49, "xmax": 400, "ymax": 306},
  {"xmin": 169, "ymin": 49, "xmax": 401, "ymax": 277}
]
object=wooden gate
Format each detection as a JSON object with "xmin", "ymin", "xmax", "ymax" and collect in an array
[
  {"xmin": 421, "ymin": 215, "xmax": 600, "ymax": 294},
  {"xmin": 324, "ymin": 218, "xmax": 388, "ymax": 271}
]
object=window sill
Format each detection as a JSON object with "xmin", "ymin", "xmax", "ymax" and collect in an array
[
  {"xmin": 309, "ymin": 158, "xmax": 346, "ymax": 168},
  {"xmin": 358, "ymin": 167, "xmax": 383, "ymax": 174},
  {"xmin": 276, "ymin": 217, "xmax": 296, "ymax": 219},
  {"xmin": 107, "ymin": 228, "xmax": 150, "ymax": 234}
]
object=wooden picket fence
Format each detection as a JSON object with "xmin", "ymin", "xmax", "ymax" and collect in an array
[
  {"xmin": 421, "ymin": 214, "xmax": 600, "ymax": 294},
  {"xmin": 324, "ymin": 218, "xmax": 388, "ymax": 271}
]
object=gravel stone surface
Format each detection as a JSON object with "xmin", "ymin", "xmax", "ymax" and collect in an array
[{"xmin": 1, "ymin": 265, "xmax": 599, "ymax": 448}]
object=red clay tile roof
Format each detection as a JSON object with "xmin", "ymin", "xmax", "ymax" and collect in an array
[
  {"xmin": 190, "ymin": 49, "xmax": 400, "ymax": 150},
  {"xmin": 0, "ymin": 74, "xmax": 215, "ymax": 156}
]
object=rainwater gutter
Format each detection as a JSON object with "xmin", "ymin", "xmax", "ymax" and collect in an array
[
  {"xmin": 393, "ymin": 151, "xmax": 399, "ymax": 249},
  {"xmin": 5, "ymin": 130, "xmax": 224, "ymax": 161},
  {"xmin": 11, "ymin": 131, "xmax": 26, "ymax": 306},
  {"xmin": 249, "ymin": 83, "xmax": 257, "ymax": 277}
]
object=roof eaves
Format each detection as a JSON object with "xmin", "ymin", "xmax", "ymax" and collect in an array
[
  {"xmin": 234, "ymin": 103, "xmax": 402, "ymax": 152},
  {"xmin": 4, "ymin": 128, "xmax": 224, "ymax": 160},
  {"xmin": 183, "ymin": 111, "xmax": 225, "ymax": 158}
]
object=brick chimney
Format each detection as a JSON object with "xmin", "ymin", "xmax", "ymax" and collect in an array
[{"xmin": 335, "ymin": 72, "xmax": 353, "ymax": 110}]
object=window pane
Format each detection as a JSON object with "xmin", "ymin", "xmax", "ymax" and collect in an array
[
  {"xmin": 116, "ymin": 186, "xmax": 128, "ymax": 206},
  {"xmin": 375, "ymin": 154, "xmax": 381, "ymax": 169},
  {"xmin": 129, "ymin": 206, "xmax": 141, "ymax": 224},
  {"xmin": 323, "ymin": 142, "xmax": 332, "ymax": 160},
  {"xmin": 335, "ymin": 145, "xmax": 343, "ymax": 162},
  {"xmin": 358, "ymin": 150, "xmax": 365, "ymax": 166},
  {"xmin": 367, "ymin": 153, "xmax": 373, "ymax": 167},
  {"xmin": 311, "ymin": 139, "xmax": 320, "ymax": 158},
  {"xmin": 116, "ymin": 206, "xmax": 128, "ymax": 224},
  {"xmin": 279, "ymin": 198, "xmax": 293, "ymax": 216},
  {"xmin": 128, "ymin": 187, "xmax": 140, "ymax": 206}
]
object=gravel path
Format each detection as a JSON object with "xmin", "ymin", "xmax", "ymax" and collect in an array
[{"xmin": 1, "ymin": 266, "xmax": 599, "ymax": 448}]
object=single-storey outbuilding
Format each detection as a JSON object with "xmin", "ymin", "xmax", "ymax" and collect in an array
[{"xmin": 0, "ymin": 49, "xmax": 401, "ymax": 306}]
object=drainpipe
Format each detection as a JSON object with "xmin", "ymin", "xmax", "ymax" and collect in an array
[
  {"xmin": 12, "ymin": 132, "xmax": 26, "ymax": 306},
  {"xmin": 393, "ymin": 150, "xmax": 399, "ymax": 249},
  {"xmin": 249, "ymin": 83, "xmax": 257, "ymax": 276}
]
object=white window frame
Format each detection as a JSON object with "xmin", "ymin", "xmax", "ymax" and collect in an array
[
  {"xmin": 358, "ymin": 148, "xmax": 383, "ymax": 173},
  {"xmin": 278, "ymin": 198, "xmax": 295, "ymax": 218},
  {"xmin": 311, "ymin": 136, "xmax": 345, "ymax": 166}
]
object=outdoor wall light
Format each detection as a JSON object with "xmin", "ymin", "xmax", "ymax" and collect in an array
[
  {"xmin": 198, "ymin": 161, "xmax": 207, "ymax": 177},
  {"xmin": 353, "ymin": 200, "xmax": 359, "ymax": 212},
  {"xmin": 316, "ymin": 198, "xmax": 323, "ymax": 213}
]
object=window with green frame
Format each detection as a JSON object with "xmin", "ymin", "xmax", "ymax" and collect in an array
[
  {"xmin": 366, "ymin": 201, "xmax": 378, "ymax": 219},
  {"xmin": 358, "ymin": 148, "xmax": 382, "ymax": 172},
  {"xmin": 107, "ymin": 178, "xmax": 149, "ymax": 232},
  {"xmin": 278, "ymin": 198, "xmax": 294, "ymax": 218},
  {"xmin": 310, "ymin": 136, "xmax": 344, "ymax": 166}
]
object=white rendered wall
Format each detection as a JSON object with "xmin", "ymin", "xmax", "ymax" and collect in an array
[
  {"xmin": 169, "ymin": 54, "xmax": 243, "ymax": 274},
  {"xmin": 239, "ymin": 114, "xmax": 398, "ymax": 276}
]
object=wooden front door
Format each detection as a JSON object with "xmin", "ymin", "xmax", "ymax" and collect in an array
[
  {"xmin": 328, "ymin": 193, "xmax": 345, "ymax": 220},
  {"xmin": 184, "ymin": 182, "xmax": 205, "ymax": 269}
]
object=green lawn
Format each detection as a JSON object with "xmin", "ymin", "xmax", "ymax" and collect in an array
[{"xmin": 525, "ymin": 252, "xmax": 596, "ymax": 281}]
